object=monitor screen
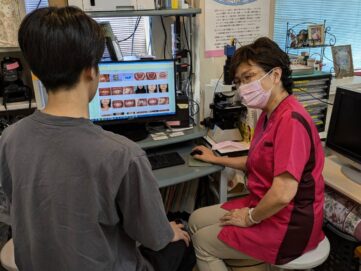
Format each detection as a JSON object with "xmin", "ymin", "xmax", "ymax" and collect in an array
[
  {"xmin": 326, "ymin": 86, "xmax": 361, "ymax": 167},
  {"xmin": 88, "ymin": 60, "xmax": 177, "ymax": 124}
]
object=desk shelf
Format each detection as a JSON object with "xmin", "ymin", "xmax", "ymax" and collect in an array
[
  {"xmin": 138, "ymin": 126, "xmax": 206, "ymax": 150},
  {"xmin": 0, "ymin": 98, "xmax": 37, "ymax": 112},
  {"xmin": 323, "ymin": 156, "xmax": 361, "ymax": 205},
  {"xmin": 138, "ymin": 127, "xmax": 224, "ymax": 205}
]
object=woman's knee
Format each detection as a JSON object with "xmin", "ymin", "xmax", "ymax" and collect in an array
[
  {"xmin": 189, "ymin": 204, "xmax": 225, "ymax": 234},
  {"xmin": 188, "ymin": 207, "xmax": 207, "ymax": 234},
  {"xmin": 191, "ymin": 227, "xmax": 216, "ymax": 260}
]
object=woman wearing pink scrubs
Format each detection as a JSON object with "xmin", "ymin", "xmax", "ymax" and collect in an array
[{"xmin": 189, "ymin": 37, "xmax": 325, "ymax": 270}]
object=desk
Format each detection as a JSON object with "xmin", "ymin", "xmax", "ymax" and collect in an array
[
  {"xmin": 323, "ymin": 156, "xmax": 361, "ymax": 205},
  {"xmin": 138, "ymin": 126, "xmax": 226, "ymax": 201}
]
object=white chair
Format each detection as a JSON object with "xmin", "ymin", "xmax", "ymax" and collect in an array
[
  {"xmin": 271, "ymin": 237, "xmax": 330, "ymax": 271},
  {"xmin": 225, "ymin": 237, "xmax": 330, "ymax": 271},
  {"xmin": 0, "ymin": 239, "xmax": 18, "ymax": 271}
]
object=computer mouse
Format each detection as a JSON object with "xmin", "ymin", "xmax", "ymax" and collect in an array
[{"xmin": 190, "ymin": 149, "xmax": 203, "ymax": 156}]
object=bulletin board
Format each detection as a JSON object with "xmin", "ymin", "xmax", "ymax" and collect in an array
[{"xmin": 0, "ymin": 0, "xmax": 26, "ymax": 47}]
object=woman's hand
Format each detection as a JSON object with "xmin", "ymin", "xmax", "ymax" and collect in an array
[
  {"xmin": 219, "ymin": 208, "xmax": 253, "ymax": 227},
  {"xmin": 191, "ymin": 145, "xmax": 217, "ymax": 164},
  {"xmin": 170, "ymin": 221, "xmax": 190, "ymax": 246}
]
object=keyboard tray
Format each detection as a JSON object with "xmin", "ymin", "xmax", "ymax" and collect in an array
[{"xmin": 147, "ymin": 151, "xmax": 185, "ymax": 170}]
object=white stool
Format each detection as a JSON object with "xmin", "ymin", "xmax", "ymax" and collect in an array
[
  {"xmin": 0, "ymin": 239, "xmax": 18, "ymax": 271},
  {"xmin": 271, "ymin": 237, "xmax": 330, "ymax": 270},
  {"xmin": 225, "ymin": 237, "xmax": 330, "ymax": 271}
]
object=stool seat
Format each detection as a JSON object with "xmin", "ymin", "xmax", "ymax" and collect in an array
[
  {"xmin": 0, "ymin": 239, "xmax": 18, "ymax": 271},
  {"xmin": 224, "ymin": 237, "xmax": 330, "ymax": 270},
  {"xmin": 275, "ymin": 237, "xmax": 330, "ymax": 269}
]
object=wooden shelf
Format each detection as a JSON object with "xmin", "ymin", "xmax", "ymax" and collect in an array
[
  {"xmin": 87, "ymin": 8, "xmax": 201, "ymax": 18},
  {"xmin": 0, "ymin": 98, "xmax": 37, "ymax": 112},
  {"xmin": 286, "ymin": 44, "xmax": 333, "ymax": 50},
  {"xmin": 0, "ymin": 47, "xmax": 21, "ymax": 53}
]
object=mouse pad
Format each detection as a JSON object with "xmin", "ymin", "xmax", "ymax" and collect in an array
[{"xmin": 188, "ymin": 156, "xmax": 212, "ymax": 167}]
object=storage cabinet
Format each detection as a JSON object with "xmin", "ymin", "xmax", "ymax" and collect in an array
[{"xmin": 291, "ymin": 71, "xmax": 332, "ymax": 133}]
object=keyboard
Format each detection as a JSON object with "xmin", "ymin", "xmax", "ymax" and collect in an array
[{"xmin": 147, "ymin": 152, "xmax": 186, "ymax": 170}]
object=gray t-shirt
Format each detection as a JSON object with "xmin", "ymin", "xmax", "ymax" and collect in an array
[{"xmin": 0, "ymin": 110, "xmax": 173, "ymax": 271}]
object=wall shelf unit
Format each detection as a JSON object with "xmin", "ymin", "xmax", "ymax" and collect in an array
[
  {"xmin": 0, "ymin": 47, "xmax": 21, "ymax": 53},
  {"xmin": 87, "ymin": 8, "xmax": 201, "ymax": 18},
  {"xmin": 285, "ymin": 20, "xmax": 336, "ymax": 70}
]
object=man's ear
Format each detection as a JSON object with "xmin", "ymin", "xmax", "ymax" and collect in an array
[{"xmin": 83, "ymin": 67, "xmax": 98, "ymax": 81}]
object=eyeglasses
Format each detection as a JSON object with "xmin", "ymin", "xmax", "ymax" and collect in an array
[{"xmin": 232, "ymin": 71, "xmax": 258, "ymax": 88}]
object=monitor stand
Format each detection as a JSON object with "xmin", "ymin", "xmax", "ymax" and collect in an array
[
  {"xmin": 102, "ymin": 123, "xmax": 149, "ymax": 142},
  {"xmin": 341, "ymin": 165, "xmax": 361, "ymax": 185}
]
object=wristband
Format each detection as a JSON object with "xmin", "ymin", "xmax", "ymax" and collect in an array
[{"xmin": 248, "ymin": 208, "xmax": 261, "ymax": 224}]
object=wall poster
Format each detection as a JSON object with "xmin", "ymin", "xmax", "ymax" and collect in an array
[{"xmin": 205, "ymin": 0, "xmax": 271, "ymax": 57}]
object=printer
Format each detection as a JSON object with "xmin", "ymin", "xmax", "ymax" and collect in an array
[{"xmin": 68, "ymin": 0, "xmax": 155, "ymax": 11}]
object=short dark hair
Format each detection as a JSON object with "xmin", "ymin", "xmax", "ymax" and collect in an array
[
  {"xmin": 18, "ymin": 6, "xmax": 105, "ymax": 91},
  {"xmin": 230, "ymin": 37, "xmax": 293, "ymax": 94}
]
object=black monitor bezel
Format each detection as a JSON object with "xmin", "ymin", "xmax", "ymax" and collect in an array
[
  {"xmin": 326, "ymin": 87, "xmax": 361, "ymax": 165},
  {"xmin": 91, "ymin": 59, "xmax": 178, "ymax": 126}
]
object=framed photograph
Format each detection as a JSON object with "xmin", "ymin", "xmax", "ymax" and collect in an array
[
  {"xmin": 308, "ymin": 24, "xmax": 324, "ymax": 46},
  {"xmin": 331, "ymin": 45, "xmax": 354, "ymax": 78}
]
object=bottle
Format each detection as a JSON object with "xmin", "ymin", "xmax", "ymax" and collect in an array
[
  {"xmin": 171, "ymin": 0, "xmax": 178, "ymax": 9},
  {"xmin": 160, "ymin": 0, "xmax": 171, "ymax": 9}
]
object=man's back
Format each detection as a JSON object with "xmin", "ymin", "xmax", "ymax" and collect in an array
[{"xmin": 0, "ymin": 111, "xmax": 173, "ymax": 271}]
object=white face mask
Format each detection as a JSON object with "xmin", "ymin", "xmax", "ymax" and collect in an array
[{"xmin": 238, "ymin": 69, "xmax": 275, "ymax": 109}]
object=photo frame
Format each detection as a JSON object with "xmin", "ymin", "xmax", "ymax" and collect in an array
[
  {"xmin": 331, "ymin": 45, "xmax": 354, "ymax": 78},
  {"xmin": 308, "ymin": 24, "xmax": 324, "ymax": 46}
]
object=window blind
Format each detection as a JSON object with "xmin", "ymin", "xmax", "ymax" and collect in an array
[
  {"xmin": 24, "ymin": 0, "xmax": 49, "ymax": 13},
  {"xmin": 94, "ymin": 17, "xmax": 149, "ymax": 57},
  {"xmin": 274, "ymin": 0, "xmax": 361, "ymax": 70},
  {"xmin": 25, "ymin": 1, "xmax": 149, "ymax": 57}
]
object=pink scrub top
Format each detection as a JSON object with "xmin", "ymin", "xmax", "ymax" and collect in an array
[{"xmin": 218, "ymin": 95, "xmax": 325, "ymax": 265}]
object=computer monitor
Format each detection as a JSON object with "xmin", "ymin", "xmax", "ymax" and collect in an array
[
  {"xmin": 326, "ymin": 85, "xmax": 361, "ymax": 185},
  {"xmin": 88, "ymin": 59, "xmax": 177, "ymax": 140},
  {"xmin": 33, "ymin": 60, "xmax": 177, "ymax": 141}
]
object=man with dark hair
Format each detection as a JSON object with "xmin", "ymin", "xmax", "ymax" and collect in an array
[{"xmin": 0, "ymin": 6, "xmax": 194, "ymax": 271}]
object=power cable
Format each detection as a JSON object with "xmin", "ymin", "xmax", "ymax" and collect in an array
[
  {"xmin": 293, "ymin": 87, "xmax": 333, "ymax": 105},
  {"xmin": 118, "ymin": 17, "xmax": 142, "ymax": 43},
  {"xmin": 160, "ymin": 17, "xmax": 167, "ymax": 59}
]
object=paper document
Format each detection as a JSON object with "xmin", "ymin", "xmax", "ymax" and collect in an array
[{"xmin": 204, "ymin": 136, "xmax": 250, "ymax": 154}]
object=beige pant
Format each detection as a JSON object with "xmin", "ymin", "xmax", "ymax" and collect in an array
[{"xmin": 188, "ymin": 204, "xmax": 252, "ymax": 271}]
